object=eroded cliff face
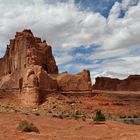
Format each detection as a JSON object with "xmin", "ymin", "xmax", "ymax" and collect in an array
[
  {"xmin": 0, "ymin": 29, "xmax": 59, "ymax": 106},
  {"xmin": 57, "ymin": 70, "xmax": 92, "ymax": 91},
  {"xmin": 0, "ymin": 29, "xmax": 58, "ymax": 77},
  {"xmin": 0, "ymin": 29, "xmax": 92, "ymax": 106},
  {"xmin": 94, "ymin": 75, "xmax": 140, "ymax": 91}
]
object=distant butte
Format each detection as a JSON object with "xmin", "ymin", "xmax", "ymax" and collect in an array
[
  {"xmin": 0, "ymin": 29, "xmax": 92, "ymax": 106},
  {"xmin": 93, "ymin": 75, "xmax": 140, "ymax": 91}
]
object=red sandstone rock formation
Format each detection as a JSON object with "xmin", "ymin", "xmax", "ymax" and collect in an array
[
  {"xmin": 0, "ymin": 29, "xmax": 92, "ymax": 106},
  {"xmin": 57, "ymin": 70, "xmax": 92, "ymax": 91},
  {"xmin": 94, "ymin": 75, "xmax": 140, "ymax": 91},
  {"xmin": 0, "ymin": 29, "xmax": 59, "ymax": 106},
  {"xmin": 0, "ymin": 29, "xmax": 58, "ymax": 76},
  {"xmin": 93, "ymin": 77, "xmax": 121, "ymax": 91}
]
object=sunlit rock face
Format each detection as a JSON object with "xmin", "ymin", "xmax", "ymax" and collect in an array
[
  {"xmin": 57, "ymin": 70, "xmax": 92, "ymax": 91},
  {"xmin": 0, "ymin": 29, "xmax": 58, "ymax": 77},
  {"xmin": 94, "ymin": 75, "xmax": 140, "ymax": 91},
  {"xmin": 0, "ymin": 29, "xmax": 92, "ymax": 106}
]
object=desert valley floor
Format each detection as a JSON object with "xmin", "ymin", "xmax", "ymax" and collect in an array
[
  {"xmin": 0, "ymin": 111, "xmax": 140, "ymax": 140},
  {"xmin": 0, "ymin": 90, "xmax": 140, "ymax": 140}
]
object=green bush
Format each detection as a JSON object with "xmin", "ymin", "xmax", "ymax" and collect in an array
[
  {"xmin": 94, "ymin": 109, "xmax": 106, "ymax": 122},
  {"xmin": 17, "ymin": 120, "xmax": 39, "ymax": 132},
  {"xmin": 71, "ymin": 111, "xmax": 82, "ymax": 119},
  {"xmin": 82, "ymin": 117, "xmax": 86, "ymax": 121},
  {"xmin": 58, "ymin": 114, "xmax": 65, "ymax": 119}
]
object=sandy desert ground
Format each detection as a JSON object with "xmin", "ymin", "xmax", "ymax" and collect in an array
[
  {"xmin": 0, "ymin": 112, "xmax": 140, "ymax": 140},
  {"xmin": 0, "ymin": 91, "xmax": 140, "ymax": 140}
]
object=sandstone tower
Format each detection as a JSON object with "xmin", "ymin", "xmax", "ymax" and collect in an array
[{"xmin": 0, "ymin": 29, "xmax": 92, "ymax": 106}]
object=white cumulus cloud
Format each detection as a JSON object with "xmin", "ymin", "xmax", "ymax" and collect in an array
[{"xmin": 0, "ymin": 0, "xmax": 140, "ymax": 82}]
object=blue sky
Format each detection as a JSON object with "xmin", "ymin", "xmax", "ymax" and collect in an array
[
  {"xmin": 75, "ymin": 0, "xmax": 139, "ymax": 17},
  {"xmin": 75, "ymin": 0, "xmax": 122, "ymax": 17},
  {"xmin": 0, "ymin": 0, "xmax": 140, "ymax": 82}
]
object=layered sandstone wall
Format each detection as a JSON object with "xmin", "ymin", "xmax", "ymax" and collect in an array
[
  {"xmin": 94, "ymin": 75, "xmax": 140, "ymax": 91},
  {"xmin": 57, "ymin": 70, "xmax": 92, "ymax": 91}
]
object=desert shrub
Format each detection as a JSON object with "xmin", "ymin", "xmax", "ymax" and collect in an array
[
  {"xmin": 58, "ymin": 114, "xmax": 65, "ymax": 119},
  {"xmin": 17, "ymin": 120, "xmax": 39, "ymax": 132},
  {"xmin": 48, "ymin": 110, "xmax": 52, "ymax": 114},
  {"xmin": 71, "ymin": 111, "xmax": 82, "ymax": 119},
  {"xmin": 81, "ymin": 113, "xmax": 87, "ymax": 121},
  {"xmin": 71, "ymin": 113, "xmax": 81, "ymax": 119},
  {"xmin": 51, "ymin": 111, "xmax": 87, "ymax": 120},
  {"xmin": 52, "ymin": 113, "xmax": 66, "ymax": 119},
  {"xmin": 33, "ymin": 111, "xmax": 40, "ymax": 116},
  {"xmin": 94, "ymin": 109, "xmax": 106, "ymax": 122},
  {"xmin": 75, "ymin": 111, "xmax": 81, "ymax": 116},
  {"xmin": 133, "ymin": 115, "xmax": 138, "ymax": 118},
  {"xmin": 120, "ymin": 115, "xmax": 126, "ymax": 119},
  {"xmin": 63, "ymin": 113, "xmax": 71, "ymax": 118},
  {"xmin": 82, "ymin": 116, "xmax": 86, "ymax": 121},
  {"xmin": 52, "ymin": 114, "xmax": 58, "ymax": 118}
]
